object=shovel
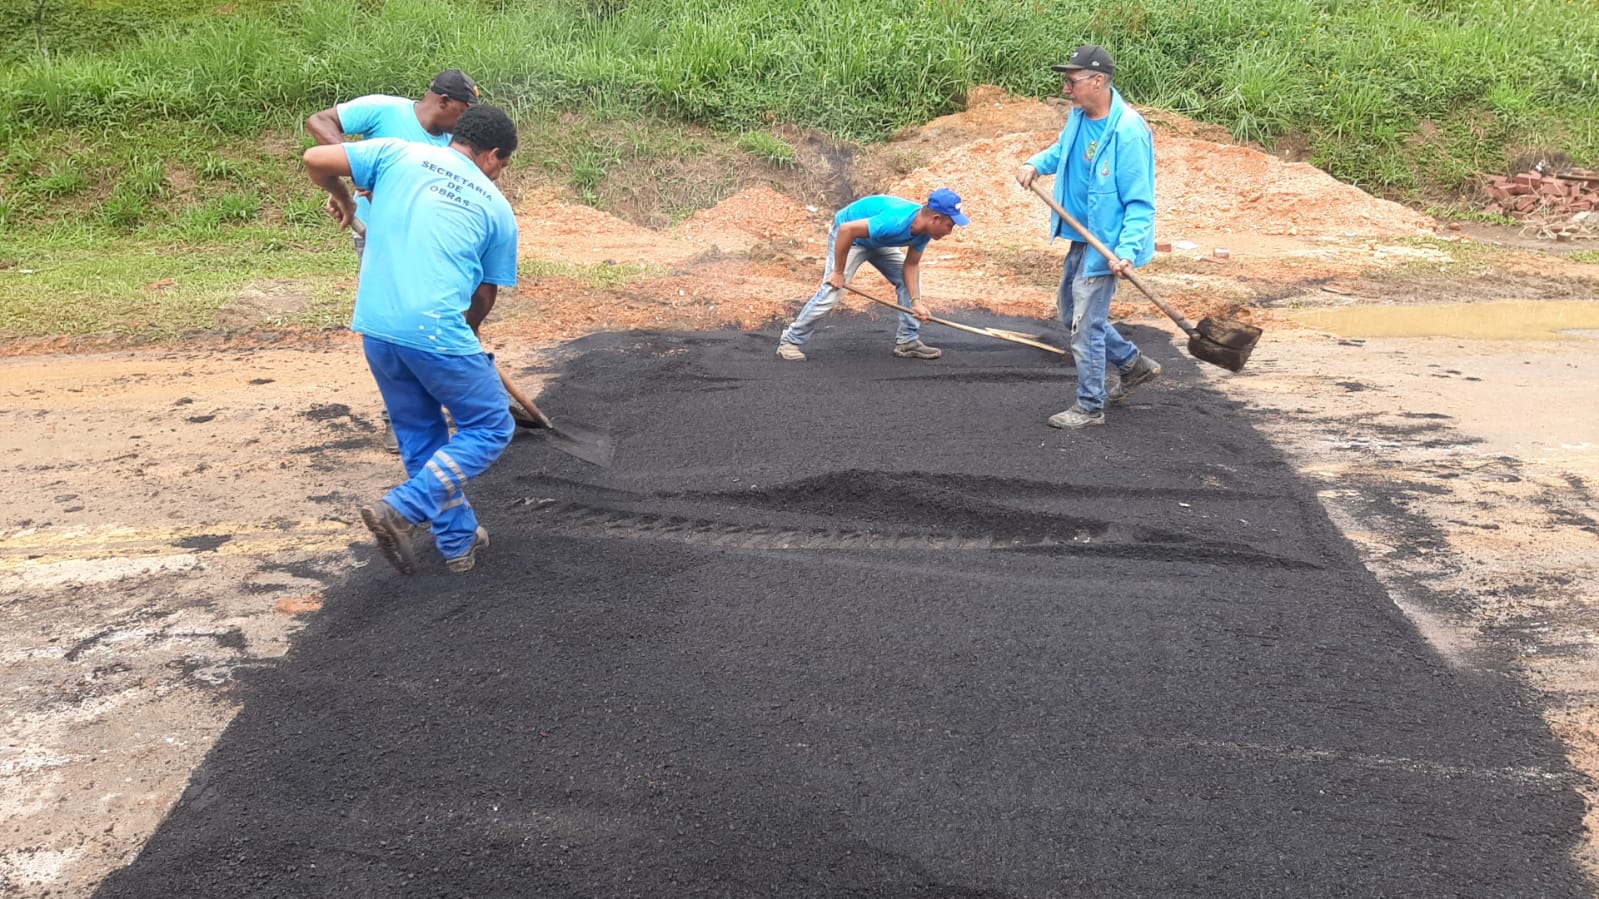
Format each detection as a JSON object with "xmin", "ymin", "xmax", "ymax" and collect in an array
[
  {"xmin": 1027, "ymin": 182, "xmax": 1261, "ymax": 372},
  {"xmin": 498, "ymin": 370, "xmax": 615, "ymax": 468},
  {"xmin": 346, "ymin": 218, "xmax": 614, "ymax": 467},
  {"xmin": 841, "ymin": 285, "xmax": 1068, "ymax": 356}
]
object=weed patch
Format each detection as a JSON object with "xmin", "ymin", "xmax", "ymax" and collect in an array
[
  {"xmin": 1, "ymin": 0, "xmax": 1593, "ymax": 204},
  {"xmin": 0, "ymin": 233, "xmax": 352, "ymax": 340}
]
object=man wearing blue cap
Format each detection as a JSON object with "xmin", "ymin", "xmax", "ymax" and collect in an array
[
  {"xmin": 776, "ymin": 188, "xmax": 969, "ymax": 361},
  {"xmin": 1016, "ymin": 44, "xmax": 1161, "ymax": 428}
]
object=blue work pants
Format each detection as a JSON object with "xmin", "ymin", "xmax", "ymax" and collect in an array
[{"xmin": 362, "ymin": 337, "xmax": 514, "ymax": 559}]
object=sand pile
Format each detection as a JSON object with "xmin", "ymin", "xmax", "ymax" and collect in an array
[
  {"xmin": 674, "ymin": 186, "xmax": 816, "ymax": 252},
  {"xmin": 889, "ymin": 92, "xmax": 1434, "ymax": 249},
  {"xmin": 517, "ymin": 186, "xmax": 818, "ymax": 268}
]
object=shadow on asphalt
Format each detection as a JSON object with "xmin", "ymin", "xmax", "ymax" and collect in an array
[{"xmin": 97, "ymin": 312, "xmax": 1590, "ymax": 898}]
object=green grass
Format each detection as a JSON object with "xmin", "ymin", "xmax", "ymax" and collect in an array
[
  {"xmin": 0, "ymin": 231, "xmax": 354, "ymax": 339},
  {"xmin": 3, "ymin": 0, "xmax": 1595, "ymax": 194},
  {"xmin": 2, "ymin": 0, "xmax": 1597, "ymax": 344},
  {"xmin": 736, "ymin": 130, "xmax": 796, "ymax": 167},
  {"xmin": 1570, "ymin": 250, "xmax": 1599, "ymax": 265},
  {"xmin": 522, "ymin": 259, "xmax": 663, "ymax": 290}
]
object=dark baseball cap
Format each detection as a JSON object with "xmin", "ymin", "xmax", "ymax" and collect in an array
[
  {"xmin": 1051, "ymin": 45, "xmax": 1115, "ymax": 77},
  {"xmin": 430, "ymin": 69, "xmax": 480, "ymax": 105}
]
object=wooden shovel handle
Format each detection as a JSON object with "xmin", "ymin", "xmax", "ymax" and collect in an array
[
  {"xmin": 498, "ymin": 368, "xmax": 554, "ymax": 430},
  {"xmin": 1026, "ymin": 181, "xmax": 1197, "ymax": 335},
  {"xmin": 840, "ymin": 285, "xmax": 1067, "ymax": 356}
]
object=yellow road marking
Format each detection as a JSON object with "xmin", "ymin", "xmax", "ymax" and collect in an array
[{"xmin": 0, "ymin": 521, "xmax": 356, "ymax": 568}]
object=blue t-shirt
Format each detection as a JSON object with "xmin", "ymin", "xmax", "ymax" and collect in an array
[
  {"xmin": 345, "ymin": 139, "xmax": 519, "ymax": 355},
  {"xmin": 834, "ymin": 195, "xmax": 931, "ymax": 253},
  {"xmin": 335, "ymin": 95, "xmax": 453, "ymax": 222},
  {"xmin": 1066, "ymin": 115, "xmax": 1110, "ymax": 225}
]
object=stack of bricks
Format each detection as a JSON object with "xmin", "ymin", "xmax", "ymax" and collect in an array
[{"xmin": 1482, "ymin": 169, "xmax": 1599, "ymax": 219}]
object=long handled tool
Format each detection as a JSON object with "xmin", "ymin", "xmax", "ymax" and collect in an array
[
  {"xmin": 347, "ymin": 218, "xmax": 613, "ymax": 466},
  {"xmin": 841, "ymin": 285, "xmax": 1067, "ymax": 356},
  {"xmin": 1027, "ymin": 182, "xmax": 1262, "ymax": 372}
]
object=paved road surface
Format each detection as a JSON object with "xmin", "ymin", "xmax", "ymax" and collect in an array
[{"xmin": 96, "ymin": 315, "xmax": 1589, "ymax": 898}]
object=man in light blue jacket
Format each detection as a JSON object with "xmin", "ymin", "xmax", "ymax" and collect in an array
[{"xmin": 1016, "ymin": 45, "xmax": 1162, "ymax": 429}]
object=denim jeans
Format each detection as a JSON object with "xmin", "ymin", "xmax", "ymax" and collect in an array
[
  {"xmin": 779, "ymin": 227, "xmax": 921, "ymax": 346},
  {"xmin": 362, "ymin": 337, "xmax": 515, "ymax": 559},
  {"xmin": 1059, "ymin": 243, "xmax": 1141, "ymax": 413}
]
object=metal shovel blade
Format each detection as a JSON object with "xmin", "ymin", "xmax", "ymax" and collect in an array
[
  {"xmin": 543, "ymin": 420, "xmax": 615, "ymax": 468},
  {"xmin": 1189, "ymin": 317, "xmax": 1263, "ymax": 372},
  {"xmin": 510, "ymin": 404, "xmax": 615, "ymax": 467}
]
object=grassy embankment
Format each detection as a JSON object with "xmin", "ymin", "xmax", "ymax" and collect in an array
[{"xmin": 1, "ymin": 0, "xmax": 1595, "ymax": 342}]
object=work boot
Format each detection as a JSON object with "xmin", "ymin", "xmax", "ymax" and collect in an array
[
  {"xmin": 1110, "ymin": 354, "xmax": 1162, "ymax": 403},
  {"xmin": 892, "ymin": 339, "xmax": 942, "ymax": 360},
  {"xmin": 360, "ymin": 500, "xmax": 420, "ymax": 575},
  {"xmin": 1047, "ymin": 403, "xmax": 1105, "ymax": 429},
  {"xmin": 1119, "ymin": 355, "xmax": 1157, "ymax": 393},
  {"xmin": 379, "ymin": 410, "xmax": 399, "ymax": 454},
  {"xmin": 445, "ymin": 527, "xmax": 490, "ymax": 573},
  {"xmin": 775, "ymin": 342, "xmax": 807, "ymax": 362}
]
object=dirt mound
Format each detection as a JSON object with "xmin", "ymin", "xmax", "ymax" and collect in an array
[
  {"xmin": 888, "ymin": 84, "xmax": 1066, "ymax": 150},
  {"xmin": 504, "ymin": 85, "xmax": 1443, "ymax": 339},
  {"xmin": 515, "ymin": 185, "xmax": 821, "ymax": 269},
  {"xmin": 1154, "ymin": 136, "xmax": 1435, "ymax": 239},
  {"xmin": 888, "ymin": 92, "xmax": 1435, "ymax": 250},
  {"xmin": 516, "ymin": 188, "xmax": 701, "ymax": 267},
  {"xmin": 674, "ymin": 186, "xmax": 820, "ymax": 254}
]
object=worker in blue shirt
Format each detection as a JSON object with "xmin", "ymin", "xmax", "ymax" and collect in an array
[
  {"xmin": 303, "ymin": 104, "xmax": 519, "ymax": 575},
  {"xmin": 307, "ymin": 69, "xmax": 482, "ymax": 453},
  {"xmin": 776, "ymin": 189, "xmax": 969, "ymax": 361}
]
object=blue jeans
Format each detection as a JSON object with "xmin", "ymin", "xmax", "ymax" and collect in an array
[
  {"xmin": 779, "ymin": 227, "xmax": 921, "ymax": 346},
  {"xmin": 1059, "ymin": 243, "xmax": 1141, "ymax": 413},
  {"xmin": 362, "ymin": 337, "xmax": 515, "ymax": 559}
]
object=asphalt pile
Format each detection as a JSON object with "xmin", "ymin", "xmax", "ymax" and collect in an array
[{"xmin": 96, "ymin": 316, "xmax": 1588, "ymax": 898}]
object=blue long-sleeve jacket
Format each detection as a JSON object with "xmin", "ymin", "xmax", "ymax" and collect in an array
[{"xmin": 1026, "ymin": 88, "xmax": 1156, "ymax": 278}]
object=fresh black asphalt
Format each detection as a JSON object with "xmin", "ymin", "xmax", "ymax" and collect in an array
[{"xmin": 96, "ymin": 312, "xmax": 1590, "ymax": 897}]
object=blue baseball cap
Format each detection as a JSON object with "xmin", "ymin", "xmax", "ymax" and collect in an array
[{"xmin": 926, "ymin": 187, "xmax": 970, "ymax": 226}]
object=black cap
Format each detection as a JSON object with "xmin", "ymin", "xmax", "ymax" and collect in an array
[
  {"xmin": 1051, "ymin": 45, "xmax": 1115, "ymax": 77},
  {"xmin": 430, "ymin": 69, "xmax": 480, "ymax": 105}
]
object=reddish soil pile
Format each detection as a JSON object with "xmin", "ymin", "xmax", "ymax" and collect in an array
[
  {"xmin": 498, "ymin": 86, "xmax": 1442, "ymax": 343},
  {"xmin": 888, "ymin": 100, "xmax": 1434, "ymax": 250},
  {"xmin": 675, "ymin": 186, "xmax": 818, "ymax": 253}
]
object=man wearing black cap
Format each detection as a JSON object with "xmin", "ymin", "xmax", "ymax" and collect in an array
[
  {"xmin": 303, "ymin": 104, "xmax": 520, "ymax": 575},
  {"xmin": 1016, "ymin": 45, "xmax": 1161, "ymax": 429},
  {"xmin": 307, "ymin": 69, "xmax": 482, "ymax": 452}
]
